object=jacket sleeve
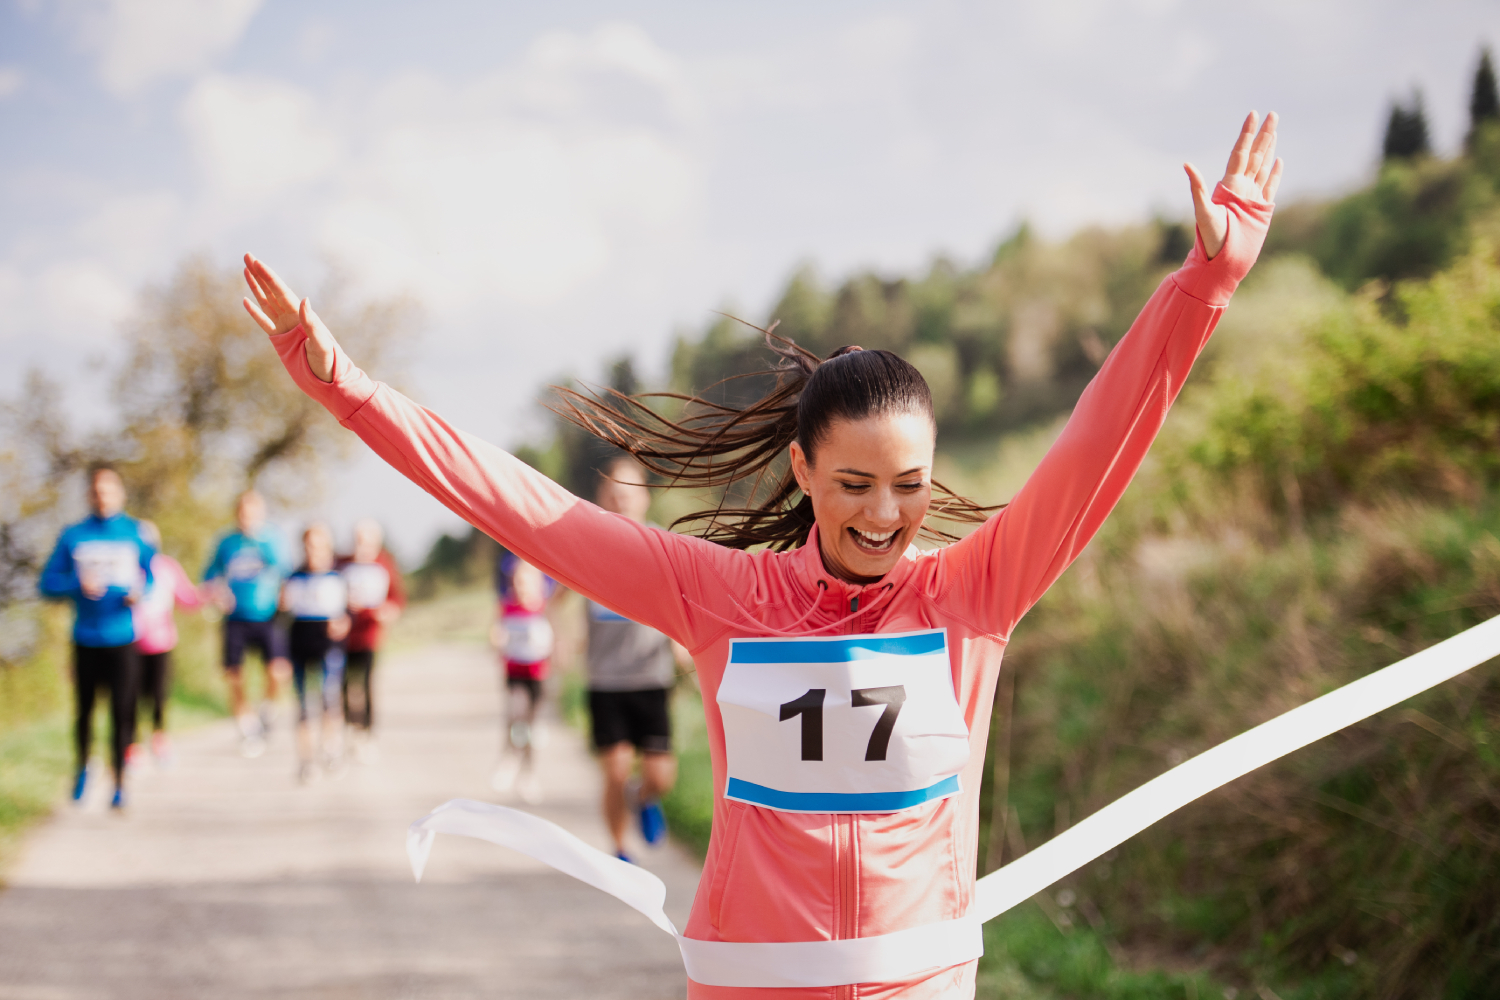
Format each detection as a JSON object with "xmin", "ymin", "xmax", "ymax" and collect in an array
[
  {"xmin": 267, "ymin": 326, "xmax": 746, "ymax": 649},
  {"xmin": 167, "ymin": 557, "xmax": 205, "ymax": 610},
  {"xmin": 38, "ymin": 533, "xmax": 79, "ymax": 600},
  {"xmin": 940, "ymin": 183, "xmax": 1274, "ymax": 638},
  {"xmin": 382, "ymin": 551, "xmax": 407, "ymax": 610},
  {"xmin": 202, "ymin": 539, "xmax": 225, "ymax": 582},
  {"xmin": 135, "ymin": 524, "xmax": 156, "ymax": 590}
]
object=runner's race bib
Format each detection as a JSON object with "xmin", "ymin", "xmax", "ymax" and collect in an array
[
  {"xmin": 717, "ymin": 629, "xmax": 970, "ymax": 813},
  {"xmin": 285, "ymin": 573, "xmax": 348, "ymax": 620},
  {"xmin": 226, "ymin": 548, "xmax": 268, "ymax": 581},
  {"xmin": 343, "ymin": 562, "xmax": 391, "ymax": 610},
  {"xmin": 72, "ymin": 540, "xmax": 143, "ymax": 590}
]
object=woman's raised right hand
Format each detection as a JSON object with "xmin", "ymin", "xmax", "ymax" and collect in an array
[{"xmin": 242, "ymin": 253, "xmax": 338, "ymax": 383}]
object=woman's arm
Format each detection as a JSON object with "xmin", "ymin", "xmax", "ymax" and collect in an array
[
  {"xmin": 166, "ymin": 557, "xmax": 206, "ymax": 611},
  {"xmin": 942, "ymin": 112, "xmax": 1281, "ymax": 638},
  {"xmin": 242, "ymin": 260, "xmax": 741, "ymax": 648}
]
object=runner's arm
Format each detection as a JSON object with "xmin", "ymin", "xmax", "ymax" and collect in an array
[
  {"xmin": 242, "ymin": 263, "xmax": 738, "ymax": 647},
  {"xmin": 167, "ymin": 557, "xmax": 206, "ymax": 610},
  {"xmin": 37, "ymin": 535, "xmax": 79, "ymax": 600},
  {"xmin": 944, "ymin": 181, "xmax": 1274, "ymax": 637}
]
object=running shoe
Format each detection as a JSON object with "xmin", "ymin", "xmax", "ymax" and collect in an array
[
  {"xmin": 639, "ymin": 800, "xmax": 668, "ymax": 846},
  {"xmin": 109, "ymin": 787, "xmax": 126, "ymax": 811},
  {"xmin": 124, "ymin": 742, "xmax": 145, "ymax": 771},
  {"xmin": 240, "ymin": 733, "xmax": 267, "ymax": 759},
  {"xmin": 615, "ymin": 851, "xmax": 634, "ymax": 864},
  {"xmin": 71, "ymin": 768, "xmax": 88, "ymax": 803}
]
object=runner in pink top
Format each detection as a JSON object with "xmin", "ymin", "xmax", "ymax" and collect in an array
[
  {"xmin": 243, "ymin": 114, "xmax": 1281, "ymax": 998},
  {"xmin": 132, "ymin": 521, "xmax": 205, "ymax": 763}
]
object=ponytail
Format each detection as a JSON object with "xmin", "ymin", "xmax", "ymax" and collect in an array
[{"xmin": 551, "ymin": 324, "xmax": 998, "ymax": 550}]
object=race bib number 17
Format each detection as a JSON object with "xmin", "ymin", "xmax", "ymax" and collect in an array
[{"xmin": 717, "ymin": 629, "xmax": 970, "ymax": 814}]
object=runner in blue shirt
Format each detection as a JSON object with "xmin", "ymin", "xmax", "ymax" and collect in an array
[
  {"xmin": 38, "ymin": 466, "xmax": 155, "ymax": 810},
  {"xmin": 202, "ymin": 490, "xmax": 290, "ymax": 756}
]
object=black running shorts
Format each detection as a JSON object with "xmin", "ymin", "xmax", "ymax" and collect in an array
[
  {"xmin": 588, "ymin": 687, "xmax": 672, "ymax": 754},
  {"xmin": 222, "ymin": 618, "xmax": 287, "ymax": 671}
]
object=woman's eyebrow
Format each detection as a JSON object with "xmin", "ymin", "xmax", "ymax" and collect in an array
[{"xmin": 834, "ymin": 466, "xmax": 929, "ymax": 478}]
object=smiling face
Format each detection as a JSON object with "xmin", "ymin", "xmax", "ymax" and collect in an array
[{"xmin": 789, "ymin": 411, "xmax": 936, "ymax": 584}]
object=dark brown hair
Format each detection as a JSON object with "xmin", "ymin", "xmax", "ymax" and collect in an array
[{"xmin": 552, "ymin": 326, "xmax": 999, "ymax": 550}]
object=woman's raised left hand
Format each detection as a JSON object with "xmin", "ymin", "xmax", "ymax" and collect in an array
[{"xmin": 1185, "ymin": 111, "xmax": 1282, "ymax": 260}]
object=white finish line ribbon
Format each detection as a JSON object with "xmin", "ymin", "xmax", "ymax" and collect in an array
[{"xmin": 408, "ymin": 615, "xmax": 1500, "ymax": 989}]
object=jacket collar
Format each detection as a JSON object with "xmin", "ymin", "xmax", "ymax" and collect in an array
[{"xmin": 789, "ymin": 524, "xmax": 919, "ymax": 608}]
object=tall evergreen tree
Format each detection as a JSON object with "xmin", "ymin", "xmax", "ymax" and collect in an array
[
  {"xmin": 1383, "ymin": 90, "xmax": 1431, "ymax": 161},
  {"xmin": 1467, "ymin": 47, "xmax": 1500, "ymax": 149}
]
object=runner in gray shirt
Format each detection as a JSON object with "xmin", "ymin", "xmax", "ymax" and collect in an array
[{"xmin": 587, "ymin": 456, "xmax": 683, "ymax": 861}]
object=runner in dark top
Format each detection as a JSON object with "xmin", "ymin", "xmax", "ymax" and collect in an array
[{"xmin": 282, "ymin": 522, "xmax": 350, "ymax": 783}]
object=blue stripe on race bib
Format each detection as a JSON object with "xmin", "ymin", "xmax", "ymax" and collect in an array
[
  {"xmin": 730, "ymin": 630, "xmax": 946, "ymax": 663},
  {"xmin": 725, "ymin": 775, "xmax": 960, "ymax": 813}
]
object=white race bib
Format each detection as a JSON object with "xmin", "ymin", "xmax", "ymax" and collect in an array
[
  {"xmin": 343, "ymin": 562, "xmax": 391, "ymax": 610},
  {"xmin": 286, "ymin": 574, "xmax": 348, "ymax": 619},
  {"xmin": 73, "ymin": 540, "xmax": 142, "ymax": 590},
  {"xmin": 717, "ymin": 629, "xmax": 970, "ymax": 813}
]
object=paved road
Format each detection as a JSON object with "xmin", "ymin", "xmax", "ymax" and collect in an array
[{"xmin": 0, "ymin": 643, "xmax": 701, "ymax": 1000}]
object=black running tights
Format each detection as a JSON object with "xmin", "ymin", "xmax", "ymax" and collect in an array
[{"xmin": 74, "ymin": 643, "xmax": 140, "ymax": 782}]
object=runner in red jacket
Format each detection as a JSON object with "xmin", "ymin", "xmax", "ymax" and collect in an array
[{"xmin": 242, "ymin": 112, "xmax": 1280, "ymax": 998}]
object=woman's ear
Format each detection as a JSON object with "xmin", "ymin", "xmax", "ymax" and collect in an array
[{"xmin": 789, "ymin": 441, "xmax": 812, "ymax": 495}]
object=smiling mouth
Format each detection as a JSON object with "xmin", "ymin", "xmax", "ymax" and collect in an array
[{"xmin": 848, "ymin": 527, "xmax": 899, "ymax": 555}]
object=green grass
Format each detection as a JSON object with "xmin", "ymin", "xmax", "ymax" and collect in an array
[
  {"xmin": 0, "ymin": 717, "xmax": 71, "ymax": 871},
  {"xmin": 661, "ymin": 684, "xmax": 714, "ymax": 857}
]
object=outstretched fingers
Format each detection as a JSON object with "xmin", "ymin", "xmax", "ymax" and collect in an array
[
  {"xmin": 1246, "ymin": 112, "xmax": 1279, "ymax": 183},
  {"xmin": 242, "ymin": 295, "xmax": 276, "ymax": 335},
  {"xmin": 244, "ymin": 254, "xmax": 299, "ymax": 314},
  {"xmin": 1263, "ymin": 157, "xmax": 1285, "ymax": 202},
  {"xmin": 1224, "ymin": 111, "xmax": 1259, "ymax": 179}
]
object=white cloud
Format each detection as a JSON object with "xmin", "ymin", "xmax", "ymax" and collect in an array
[
  {"xmin": 295, "ymin": 23, "xmax": 704, "ymax": 310},
  {"xmin": 181, "ymin": 75, "xmax": 340, "ymax": 204},
  {"xmin": 0, "ymin": 67, "xmax": 23, "ymax": 100},
  {"xmin": 74, "ymin": 0, "xmax": 263, "ymax": 97}
]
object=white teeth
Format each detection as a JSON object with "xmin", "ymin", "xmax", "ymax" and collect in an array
[{"xmin": 854, "ymin": 529, "xmax": 896, "ymax": 546}]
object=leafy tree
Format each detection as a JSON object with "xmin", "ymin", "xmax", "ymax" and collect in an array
[
  {"xmin": 0, "ymin": 256, "xmax": 414, "ymax": 671},
  {"xmin": 1468, "ymin": 46, "xmax": 1500, "ymax": 149},
  {"xmin": 1383, "ymin": 90, "xmax": 1432, "ymax": 161}
]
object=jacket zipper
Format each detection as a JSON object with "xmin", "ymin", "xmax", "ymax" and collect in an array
[{"xmin": 835, "ymin": 592, "xmax": 863, "ymax": 1000}]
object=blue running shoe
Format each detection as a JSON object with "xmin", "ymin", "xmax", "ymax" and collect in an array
[
  {"xmin": 71, "ymin": 769, "xmax": 88, "ymax": 803},
  {"xmin": 110, "ymin": 787, "xmax": 126, "ymax": 810},
  {"xmin": 615, "ymin": 851, "xmax": 634, "ymax": 864},
  {"xmin": 639, "ymin": 800, "xmax": 667, "ymax": 846}
]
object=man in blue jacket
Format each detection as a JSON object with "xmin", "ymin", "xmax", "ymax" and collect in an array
[
  {"xmin": 38, "ymin": 465, "xmax": 155, "ymax": 810},
  {"xmin": 203, "ymin": 489, "xmax": 289, "ymax": 757}
]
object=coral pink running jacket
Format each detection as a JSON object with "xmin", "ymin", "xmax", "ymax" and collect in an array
[{"xmin": 272, "ymin": 183, "xmax": 1272, "ymax": 999}]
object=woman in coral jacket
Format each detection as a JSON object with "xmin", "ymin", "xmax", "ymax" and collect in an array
[{"xmin": 242, "ymin": 113, "xmax": 1281, "ymax": 999}]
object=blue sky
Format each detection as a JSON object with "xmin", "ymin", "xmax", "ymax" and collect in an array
[{"xmin": 3, "ymin": 0, "xmax": 1498, "ymax": 561}]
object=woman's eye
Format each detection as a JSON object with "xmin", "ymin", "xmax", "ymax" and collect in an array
[
  {"xmin": 838, "ymin": 482, "xmax": 871, "ymax": 493},
  {"xmin": 897, "ymin": 482, "xmax": 925, "ymax": 492}
]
